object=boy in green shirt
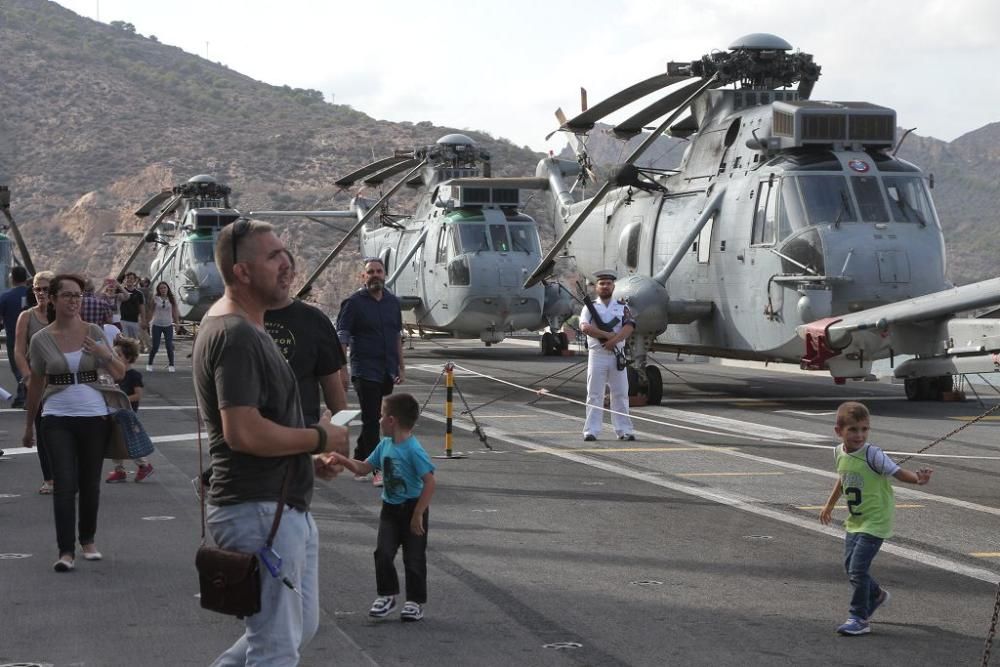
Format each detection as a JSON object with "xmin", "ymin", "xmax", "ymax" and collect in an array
[{"xmin": 820, "ymin": 401, "xmax": 932, "ymax": 636}]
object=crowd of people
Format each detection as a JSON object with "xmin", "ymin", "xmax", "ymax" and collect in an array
[{"xmin": 1, "ymin": 223, "xmax": 930, "ymax": 663}]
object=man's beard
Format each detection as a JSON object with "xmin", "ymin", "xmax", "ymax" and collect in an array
[{"xmin": 367, "ymin": 278, "xmax": 384, "ymax": 292}]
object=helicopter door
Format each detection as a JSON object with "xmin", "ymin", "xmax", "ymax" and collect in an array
[{"xmin": 751, "ymin": 177, "xmax": 778, "ymax": 247}]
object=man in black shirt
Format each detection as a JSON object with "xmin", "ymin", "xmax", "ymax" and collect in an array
[
  {"xmin": 118, "ymin": 272, "xmax": 145, "ymax": 341},
  {"xmin": 193, "ymin": 219, "xmax": 347, "ymax": 664}
]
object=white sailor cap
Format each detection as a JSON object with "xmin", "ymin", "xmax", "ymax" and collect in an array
[{"xmin": 593, "ymin": 269, "xmax": 618, "ymax": 281}]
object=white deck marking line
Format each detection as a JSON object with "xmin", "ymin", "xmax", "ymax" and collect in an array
[
  {"xmin": 678, "ymin": 472, "xmax": 785, "ymax": 477},
  {"xmin": 518, "ymin": 404, "xmax": 1000, "ymax": 517},
  {"xmin": 526, "ymin": 446, "xmax": 736, "ymax": 454},
  {"xmin": 633, "ymin": 405, "xmax": 828, "ymax": 442},
  {"xmin": 420, "ymin": 411, "xmax": 1000, "ymax": 584},
  {"xmin": 775, "ymin": 410, "xmax": 838, "ymax": 416},
  {"xmin": 797, "ymin": 504, "xmax": 925, "ymax": 510}
]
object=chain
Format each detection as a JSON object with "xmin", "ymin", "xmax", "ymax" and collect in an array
[
  {"xmin": 896, "ymin": 402, "xmax": 1000, "ymax": 465},
  {"xmin": 982, "ymin": 582, "xmax": 1000, "ymax": 666}
]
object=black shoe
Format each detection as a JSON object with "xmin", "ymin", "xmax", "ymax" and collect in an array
[
  {"xmin": 11, "ymin": 400, "xmax": 24, "ymax": 409},
  {"xmin": 619, "ymin": 434, "xmax": 636, "ymax": 441},
  {"xmin": 583, "ymin": 434, "xmax": 596, "ymax": 442}
]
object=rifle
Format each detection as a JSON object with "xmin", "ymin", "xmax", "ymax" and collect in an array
[{"xmin": 577, "ymin": 282, "xmax": 628, "ymax": 371}]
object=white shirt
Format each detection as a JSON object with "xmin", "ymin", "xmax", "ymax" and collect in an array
[
  {"xmin": 41, "ymin": 350, "xmax": 111, "ymax": 417},
  {"xmin": 580, "ymin": 299, "xmax": 631, "ymax": 350}
]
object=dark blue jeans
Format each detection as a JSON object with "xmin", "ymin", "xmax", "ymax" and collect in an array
[
  {"xmin": 374, "ymin": 500, "xmax": 428, "ymax": 603},
  {"xmin": 352, "ymin": 376, "xmax": 394, "ymax": 461},
  {"xmin": 42, "ymin": 415, "xmax": 111, "ymax": 556},
  {"xmin": 6, "ymin": 339, "xmax": 25, "ymax": 403},
  {"xmin": 148, "ymin": 324, "xmax": 174, "ymax": 366},
  {"xmin": 844, "ymin": 531, "xmax": 884, "ymax": 620}
]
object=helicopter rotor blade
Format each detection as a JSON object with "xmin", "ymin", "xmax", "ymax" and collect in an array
[
  {"xmin": 296, "ymin": 159, "xmax": 427, "ymax": 299},
  {"xmin": 134, "ymin": 189, "xmax": 174, "ymax": 217},
  {"xmin": 116, "ymin": 193, "xmax": 183, "ymax": 279},
  {"xmin": 523, "ymin": 73, "xmax": 719, "ymax": 289},
  {"xmin": 0, "ymin": 186, "xmax": 37, "ymax": 275}
]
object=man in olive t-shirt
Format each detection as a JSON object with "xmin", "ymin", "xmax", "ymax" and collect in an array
[{"xmin": 192, "ymin": 220, "xmax": 347, "ymax": 665}]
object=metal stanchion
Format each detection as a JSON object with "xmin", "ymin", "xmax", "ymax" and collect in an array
[{"xmin": 434, "ymin": 362, "xmax": 467, "ymax": 459}]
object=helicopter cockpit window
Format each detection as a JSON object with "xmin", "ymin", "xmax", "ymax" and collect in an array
[
  {"xmin": 455, "ymin": 224, "xmax": 489, "ymax": 253},
  {"xmin": 508, "ymin": 224, "xmax": 540, "ymax": 255},
  {"xmin": 436, "ymin": 226, "xmax": 453, "ymax": 264},
  {"xmin": 850, "ymin": 176, "xmax": 889, "ymax": 222},
  {"xmin": 794, "ymin": 175, "xmax": 857, "ymax": 226},
  {"xmin": 489, "ymin": 224, "xmax": 510, "ymax": 252},
  {"xmin": 884, "ymin": 176, "xmax": 934, "ymax": 225},
  {"xmin": 190, "ymin": 239, "xmax": 215, "ymax": 263}
]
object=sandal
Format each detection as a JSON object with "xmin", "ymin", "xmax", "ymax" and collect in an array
[{"xmin": 38, "ymin": 481, "xmax": 53, "ymax": 495}]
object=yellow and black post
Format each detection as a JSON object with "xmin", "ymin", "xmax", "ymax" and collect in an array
[{"xmin": 444, "ymin": 362, "xmax": 454, "ymax": 457}]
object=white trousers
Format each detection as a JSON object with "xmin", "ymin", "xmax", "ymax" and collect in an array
[{"xmin": 583, "ymin": 349, "xmax": 634, "ymax": 437}]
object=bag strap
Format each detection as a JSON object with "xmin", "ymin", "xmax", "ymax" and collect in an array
[{"xmin": 196, "ymin": 402, "xmax": 290, "ymax": 547}]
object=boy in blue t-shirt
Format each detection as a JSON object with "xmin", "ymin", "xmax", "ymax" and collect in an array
[{"xmin": 326, "ymin": 393, "xmax": 436, "ymax": 621}]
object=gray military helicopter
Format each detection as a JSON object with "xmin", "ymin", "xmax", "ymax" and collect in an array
[
  {"xmin": 113, "ymin": 174, "xmax": 235, "ymax": 322},
  {"xmin": 252, "ymin": 134, "xmax": 573, "ymax": 350},
  {"xmin": 524, "ymin": 33, "xmax": 1000, "ymax": 403},
  {"xmin": 0, "ymin": 185, "xmax": 38, "ymax": 289}
]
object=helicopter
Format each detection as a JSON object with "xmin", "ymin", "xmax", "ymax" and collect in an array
[
  {"xmin": 523, "ymin": 33, "xmax": 1000, "ymax": 404},
  {"xmin": 252, "ymin": 133, "xmax": 573, "ymax": 350},
  {"xmin": 0, "ymin": 185, "xmax": 38, "ymax": 289},
  {"xmin": 112, "ymin": 174, "xmax": 237, "ymax": 322}
]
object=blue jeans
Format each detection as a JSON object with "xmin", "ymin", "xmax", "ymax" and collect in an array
[
  {"xmin": 844, "ymin": 531, "xmax": 884, "ymax": 620},
  {"xmin": 148, "ymin": 324, "xmax": 174, "ymax": 366},
  {"xmin": 207, "ymin": 502, "xmax": 320, "ymax": 666}
]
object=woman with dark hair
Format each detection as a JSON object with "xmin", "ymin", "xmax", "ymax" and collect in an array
[
  {"xmin": 14, "ymin": 270, "xmax": 55, "ymax": 494},
  {"xmin": 22, "ymin": 274, "xmax": 128, "ymax": 572},
  {"xmin": 146, "ymin": 281, "xmax": 180, "ymax": 372}
]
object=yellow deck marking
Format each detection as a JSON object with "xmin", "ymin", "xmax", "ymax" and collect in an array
[
  {"xmin": 678, "ymin": 471, "xmax": 785, "ymax": 477},
  {"xmin": 971, "ymin": 553, "xmax": 1000, "ymax": 558},
  {"xmin": 528, "ymin": 446, "xmax": 736, "ymax": 453},
  {"xmin": 796, "ymin": 504, "xmax": 925, "ymax": 510},
  {"xmin": 948, "ymin": 416, "xmax": 1000, "ymax": 422},
  {"xmin": 729, "ymin": 401, "xmax": 784, "ymax": 407}
]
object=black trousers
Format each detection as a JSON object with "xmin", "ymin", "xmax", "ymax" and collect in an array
[
  {"xmin": 374, "ymin": 500, "xmax": 428, "ymax": 603},
  {"xmin": 35, "ymin": 412, "xmax": 53, "ymax": 481},
  {"xmin": 42, "ymin": 415, "xmax": 111, "ymax": 555},
  {"xmin": 352, "ymin": 376, "xmax": 395, "ymax": 461}
]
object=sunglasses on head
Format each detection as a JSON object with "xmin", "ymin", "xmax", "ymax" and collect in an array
[{"xmin": 231, "ymin": 218, "xmax": 252, "ymax": 264}]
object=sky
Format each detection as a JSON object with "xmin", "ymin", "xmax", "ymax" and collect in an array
[{"xmin": 53, "ymin": 0, "xmax": 1000, "ymax": 152}]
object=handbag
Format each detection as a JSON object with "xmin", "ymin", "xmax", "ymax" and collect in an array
[
  {"xmin": 194, "ymin": 407, "xmax": 289, "ymax": 618},
  {"xmin": 110, "ymin": 408, "xmax": 155, "ymax": 459}
]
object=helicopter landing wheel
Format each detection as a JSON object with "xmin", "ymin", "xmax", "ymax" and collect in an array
[
  {"xmin": 556, "ymin": 331, "xmax": 570, "ymax": 352},
  {"xmin": 541, "ymin": 331, "xmax": 555, "ymax": 356},
  {"xmin": 904, "ymin": 378, "xmax": 926, "ymax": 401},
  {"xmin": 644, "ymin": 365, "xmax": 663, "ymax": 405},
  {"xmin": 905, "ymin": 376, "xmax": 953, "ymax": 401}
]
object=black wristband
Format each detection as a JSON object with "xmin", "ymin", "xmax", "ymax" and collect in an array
[{"xmin": 310, "ymin": 425, "xmax": 327, "ymax": 454}]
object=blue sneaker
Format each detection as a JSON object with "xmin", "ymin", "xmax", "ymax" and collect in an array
[
  {"xmin": 836, "ymin": 617, "xmax": 870, "ymax": 636},
  {"xmin": 870, "ymin": 588, "xmax": 891, "ymax": 617}
]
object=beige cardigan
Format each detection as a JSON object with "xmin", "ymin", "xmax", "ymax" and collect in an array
[{"xmin": 29, "ymin": 323, "xmax": 132, "ymax": 411}]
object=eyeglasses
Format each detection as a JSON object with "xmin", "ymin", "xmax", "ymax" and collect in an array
[
  {"xmin": 57, "ymin": 292, "xmax": 83, "ymax": 300},
  {"xmin": 231, "ymin": 218, "xmax": 251, "ymax": 264},
  {"xmin": 32, "ymin": 287, "xmax": 48, "ymax": 293}
]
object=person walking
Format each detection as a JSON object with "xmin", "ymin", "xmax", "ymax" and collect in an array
[
  {"xmin": 335, "ymin": 257, "xmax": 404, "ymax": 485},
  {"xmin": 580, "ymin": 269, "xmax": 636, "ymax": 441},
  {"xmin": 146, "ymin": 281, "xmax": 179, "ymax": 372},
  {"xmin": 193, "ymin": 219, "xmax": 348, "ymax": 665},
  {"xmin": 1, "ymin": 265, "xmax": 30, "ymax": 407},
  {"xmin": 13, "ymin": 270, "xmax": 55, "ymax": 493},
  {"xmin": 118, "ymin": 272, "xmax": 146, "ymax": 341},
  {"xmin": 22, "ymin": 274, "xmax": 129, "ymax": 572}
]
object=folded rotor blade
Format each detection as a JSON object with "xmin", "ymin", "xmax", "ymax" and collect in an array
[
  {"xmin": 523, "ymin": 74, "xmax": 719, "ymax": 289},
  {"xmin": 134, "ymin": 189, "xmax": 174, "ymax": 217},
  {"xmin": 334, "ymin": 155, "xmax": 415, "ymax": 187},
  {"xmin": 362, "ymin": 158, "xmax": 422, "ymax": 186},
  {"xmin": 0, "ymin": 188, "xmax": 36, "ymax": 275},
  {"xmin": 562, "ymin": 73, "xmax": 692, "ymax": 133},
  {"xmin": 117, "ymin": 193, "xmax": 183, "ymax": 279},
  {"xmin": 612, "ymin": 78, "xmax": 711, "ymax": 139},
  {"xmin": 296, "ymin": 159, "xmax": 427, "ymax": 298}
]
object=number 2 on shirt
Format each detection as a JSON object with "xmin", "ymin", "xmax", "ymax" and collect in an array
[{"xmin": 845, "ymin": 487, "xmax": 863, "ymax": 516}]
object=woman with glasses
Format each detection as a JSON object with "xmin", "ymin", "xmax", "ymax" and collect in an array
[
  {"xmin": 22, "ymin": 274, "xmax": 129, "ymax": 572},
  {"xmin": 146, "ymin": 281, "xmax": 180, "ymax": 372},
  {"xmin": 13, "ymin": 270, "xmax": 56, "ymax": 494}
]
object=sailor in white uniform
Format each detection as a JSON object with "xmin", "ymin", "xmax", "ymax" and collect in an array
[{"xmin": 579, "ymin": 270, "xmax": 636, "ymax": 441}]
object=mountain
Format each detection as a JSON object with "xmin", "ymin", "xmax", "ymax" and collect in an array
[{"xmin": 0, "ymin": 0, "xmax": 546, "ymax": 312}]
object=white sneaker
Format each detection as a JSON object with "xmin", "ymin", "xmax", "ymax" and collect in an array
[
  {"xmin": 368, "ymin": 595, "xmax": 397, "ymax": 617},
  {"xmin": 146, "ymin": 365, "xmax": 154, "ymax": 372},
  {"xmin": 168, "ymin": 366, "xmax": 176, "ymax": 373}
]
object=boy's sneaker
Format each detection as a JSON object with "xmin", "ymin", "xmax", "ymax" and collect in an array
[
  {"xmin": 372, "ymin": 471, "xmax": 384, "ymax": 487},
  {"xmin": 368, "ymin": 595, "xmax": 397, "ymax": 618},
  {"xmin": 870, "ymin": 588, "xmax": 891, "ymax": 617},
  {"xmin": 400, "ymin": 601, "xmax": 424, "ymax": 622},
  {"xmin": 836, "ymin": 616, "xmax": 870, "ymax": 636},
  {"xmin": 135, "ymin": 463, "xmax": 154, "ymax": 482},
  {"xmin": 168, "ymin": 366, "xmax": 176, "ymax": 373},
  {"xmin": 353, "ymin": 473, "xmax": 372, "ymax": 482},
  {"xmin": 105, "ymin": 468, "xmax": 128, "ymax": 483},
  {"xmin": 146, "ymin": 364, "xmax": 154, "ymax": 372}
]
